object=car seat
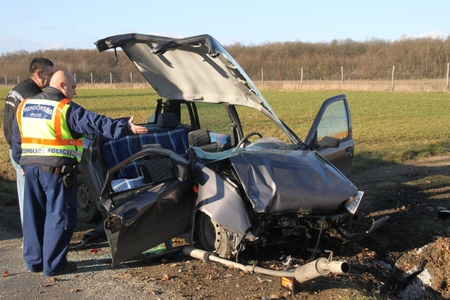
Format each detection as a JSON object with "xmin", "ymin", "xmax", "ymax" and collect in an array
[{"xmin": 188, "ymin": 129, "xmax": 220, "ymax": 152}]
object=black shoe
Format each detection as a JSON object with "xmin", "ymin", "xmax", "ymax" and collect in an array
[
  {"xmin": 27, "ymin": 264, "xmax": 43, "ymax": 273},
  {"xmin": 27, "ymin": 268, "xmax": 43, "ymax": 273},
  {"xmin": 49, "ymin": 262, "xmax": 77, "ymax": 276}
]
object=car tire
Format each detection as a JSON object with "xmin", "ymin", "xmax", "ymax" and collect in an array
[
  {"xmin": 77, "ymin": 173, "xmax": 100, "ymax": 222},
  {"xmin": 196, "ymin": 212, "xmax": 232, "ymax": 259}
]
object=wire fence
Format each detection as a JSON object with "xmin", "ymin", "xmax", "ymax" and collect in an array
[{"xmin": 2, "ymin": 64, "xmax": 450, "ymax": 92}]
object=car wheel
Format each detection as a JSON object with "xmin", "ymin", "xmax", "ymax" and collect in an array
[
  {"xmin": 77, "ymin": 173, "xmax": 100, "ymax": 222},
  {"xmin": 196, "ymin": 212, "xmax": 232, "ymax": 259}
]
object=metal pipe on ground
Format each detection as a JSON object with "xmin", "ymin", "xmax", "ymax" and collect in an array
[{"xmin": 182, "ymin": 246, "xmax": 350, "ymax": 283}]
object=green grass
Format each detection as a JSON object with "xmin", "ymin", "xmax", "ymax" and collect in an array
[
  {"xmin": 1, "ymin": 87, "xmax": 449, "ymax": 180},
  {"xmin": 259, "ymin": 90, "xmax": 450, "ymax": 171}
]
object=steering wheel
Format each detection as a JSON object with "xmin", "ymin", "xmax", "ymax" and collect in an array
[{"xmin": 236, "ymin": 131, "xmax": 263, "ymax": 148}]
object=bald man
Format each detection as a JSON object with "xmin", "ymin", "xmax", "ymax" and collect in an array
[{"xmin": 11, "ymin": 70, "xmax": 148, "ymax": 276}]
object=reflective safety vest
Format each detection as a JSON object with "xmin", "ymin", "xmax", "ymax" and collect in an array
[{"xmin": 16, "ymin": 98, "xmax": 84, "ymax": 162}]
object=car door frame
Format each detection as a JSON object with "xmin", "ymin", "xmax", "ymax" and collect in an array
[
  {"xmin": 304, "ymin": 94, "xmax": 354, "ymax": 176},
  {"xmin": 99, "ymin": 147, "xmax": 194, "ymax": 266}
]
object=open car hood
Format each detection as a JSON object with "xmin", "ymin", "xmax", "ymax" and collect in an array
[{"xmin": 95, "ymin": 33, "xmax": 279, "ymax": 117}]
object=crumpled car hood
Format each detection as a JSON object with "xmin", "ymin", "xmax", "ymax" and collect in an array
[{"xmin": 229, "ymin": 149, "xmax": 358, "ymax": 214}]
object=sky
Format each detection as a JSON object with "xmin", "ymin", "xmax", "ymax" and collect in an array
[{"xmin": 1, "ymin": 0, "xmax": 449, "ymax": 55}]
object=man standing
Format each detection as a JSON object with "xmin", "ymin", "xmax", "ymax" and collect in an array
[
  {"xmin": 12, "ymin": 70, "xmax": 148, "ymax": 276},
  {"xmin": 3, "ymin": 57, "xmax": 55, "ymax": 226}
]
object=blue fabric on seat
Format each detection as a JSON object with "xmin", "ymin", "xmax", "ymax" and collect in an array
[
  {"xmin": 102, "ymin": 127, "xmax": 189, "ymax": 192},
  {"xmin": 110, "ymin": 177, "xmax": 145, "ymax": 192},
  {"xmin": 208, "ymin": 132, "xmax": 231, "ymax": 149}
]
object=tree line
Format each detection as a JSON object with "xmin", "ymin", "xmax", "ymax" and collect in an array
[{"xmin": 1, "ymin": 36, "xmax": 449, "ymax": 85}]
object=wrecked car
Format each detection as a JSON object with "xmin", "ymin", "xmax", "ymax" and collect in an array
[{"xmin": 76, "ymin": 33, "xmax": 386, "ymax": 268}]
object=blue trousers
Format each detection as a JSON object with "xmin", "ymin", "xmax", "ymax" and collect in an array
[
  {"xmin": 22, "ymin": 166, "xmax": 78, "ymax": 276},
  {"xmin": 10, "ymin": 149, "xmax": 25, "ymax": 226}
]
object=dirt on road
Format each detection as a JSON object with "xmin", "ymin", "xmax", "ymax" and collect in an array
[{"xmin": 1, "ymin": 156, "xmax": 450, "ymax": 299}]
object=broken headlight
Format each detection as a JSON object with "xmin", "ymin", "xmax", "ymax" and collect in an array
[{"xmin": 344, "ymin": 191, "xmax": 364, "ymax": 215}]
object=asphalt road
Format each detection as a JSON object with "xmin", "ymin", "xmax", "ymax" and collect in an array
[{"xmin": 0, "ymin": 205, "xmax": 178, "ymax": 300}]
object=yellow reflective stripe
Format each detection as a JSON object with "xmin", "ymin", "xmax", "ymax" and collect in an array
[
  {"xmin": 18, "ymin": 98, "xmax": 82, "ymax": 146},
  {"xmin": 54, "ymin": 99, "xmax": 69, "ymax": 141}
]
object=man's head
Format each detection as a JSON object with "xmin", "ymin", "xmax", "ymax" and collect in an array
[
  {"xmin": 50, "ymin": 70, "xmax": 77, "ymax": 100},
  {"xmin": 29, "ymin": 57, "xmax": 54, "ymax": 89}
]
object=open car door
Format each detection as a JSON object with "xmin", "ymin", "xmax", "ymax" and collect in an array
[
  {"xmin": 99, "ymin": 147, "xmax": 195, "ymax": 266},
  {"xmin": 304, "ymin": 94, "xmax": 354, "ymax": 176}
]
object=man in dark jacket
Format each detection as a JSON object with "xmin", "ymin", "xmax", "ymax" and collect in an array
[
  {"xmin": 3, "ymin": 58, "xmax": 54, "ymax": 227},
  {"xmin": 12, "ymin": 70, "xmax": 148, "ymax": 276}
]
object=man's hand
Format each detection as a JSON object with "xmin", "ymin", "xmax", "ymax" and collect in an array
[{"xmin": 129, "ymin": 115, "xmax": 148, "ymax": 134}]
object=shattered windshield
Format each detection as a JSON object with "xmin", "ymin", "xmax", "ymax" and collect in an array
[{"xmin": 192, "ymin": 137, "xmax": 298, "ymax": 163}]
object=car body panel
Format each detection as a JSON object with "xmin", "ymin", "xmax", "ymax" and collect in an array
[{"xmin": 193, "ymin": 162, "xmax": 252, "ymax": 235}]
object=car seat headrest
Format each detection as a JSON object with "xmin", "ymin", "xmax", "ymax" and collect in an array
[{"xmin": 157, "ymin": 113, "xmax": 178, "ymax": 128}]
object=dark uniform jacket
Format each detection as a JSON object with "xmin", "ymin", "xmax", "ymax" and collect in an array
[{"xmin": 3, "ymin": 78, "xmax": 42, "ymax": 147}]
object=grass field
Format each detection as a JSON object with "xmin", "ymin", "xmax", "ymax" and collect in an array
[{"xmin": 0, "ymin": 87, "xmax": 449, "ymax": 182}]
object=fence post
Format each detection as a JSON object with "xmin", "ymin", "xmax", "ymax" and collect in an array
[
  {"xmin": 130, "ymin": 72, "xmax": 133, "ymax": 87},
  {"xmin": 261, "ymin": 68, "xmax": 264, "ymax": 86},
  {"xmin": 110, "ymin": 73, "xmax": 112, "ymax": 85},
  {"xmin": 17, "ymin": 75, "xmax": 20, "ymax": 85},
  {"xmin": 447, "ymin": 62, "xmax": 449, "ymax": 89},
  {"xmin": 341, "ymin": 66, "xmax": 344, "ymax": 85},
  {"xmin": 4, "ymin": 75, "xmax": 6, "ymax": 85},
  {"xmin": 91, "ymin": 73, "xmax": 93, "ymax": 85},
  {"xmin": 391, "ymin": 66, "xmax": 395, "ymax": 91},
  {"xmin": 300, "ymin": 68, "xmax": 303, "ymax": 86}
]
